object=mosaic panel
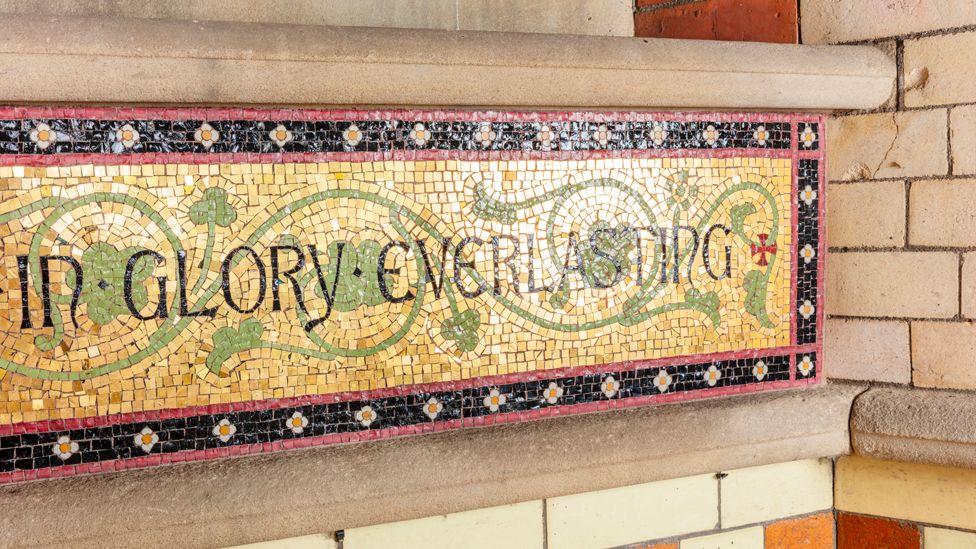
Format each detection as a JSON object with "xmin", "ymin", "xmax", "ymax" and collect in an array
[{"xmin": 0, "ymin": 108, "xmax": 824, "ymax": 483}]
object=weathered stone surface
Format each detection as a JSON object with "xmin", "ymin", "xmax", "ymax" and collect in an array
[
  {"xmin": 905, "ymin": 32, "xmax": 976, "ymax": 108},
  {"xmin": 0, "ymin": 0, "xmax": 635, "ymax": 36},
  {"xmin": 827, "ymin": 110, "xmax": 948, "ymax": 181},
  {"xmin": 0, "ymin": 384, "xmax": 860, "ymax": 548},
  {"xmin": 458, "ymin": 0, "xmax": 633, "ymax": 36},
  {"xmin": 909, "ymin": 179, "xmax": 976, "ymax": 246},
  {"xmin": 852, "ymin": 386, "xmax": 976, "ymax": 470},
  {"xmin": 963, "ymin": 252, "xmax": 976, "ymax": 319},
  {"xmin": 912, "ymin": 321, "xmax": 976, "ymax": 390},
  {"xmin": 825, "ymin": 319, "xmax": 911, "ymax": 383},
  {"xmin": 0, "ymin": 15, "xmax": 895, "ymax": 109},
  {"xmin": 827, "ymin": 180, "xmax": 905, "ymax": 248},
  {"xmin": 951, "ymin": 105, "xmax": 976, "ymax": 176},
  {"xmin": 801, "ymin": 0, "xmax": 976, "ymax": 44},
  {"xmin": 826, "ymin": 252, "xmax": 958, "ymax": 318}
]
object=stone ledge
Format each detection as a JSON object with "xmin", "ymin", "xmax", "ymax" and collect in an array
[
  {"xmin": 0, "ymin": 15, "xmax": 893, "ymax": 109},
  {"xmin": 852, "ymin": 386, "xmax": 976, "ymax": 469},
  {"xmin": 0, "ymin": 383, "xmax": 861, "ymax": 549}
]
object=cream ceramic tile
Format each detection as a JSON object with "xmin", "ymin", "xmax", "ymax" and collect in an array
[
  {"xmin": 546, "ymin": 474, "xmax": 718, "ymax": 549},
  {"xmin": 343, "ymin": 501, "xmax": 543, "ymax": 549},
  {"xmin": 680, "ymin": 526, "xmax": 763, "ymax": 549},
  {"xmin": 721, "ymin": 458, "xmax": 833, "ymax": 527},
  {"xmin": 924, "ymin": 527, "xmax": 976, "ymax": 549}
]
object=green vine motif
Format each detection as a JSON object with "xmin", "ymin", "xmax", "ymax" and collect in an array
[
  {"xmin": 206, "ymin": 318, "xmax": 264, "ymax": 376},
  {"xmin": 440, "ymin": 309, "xmax": 481, "ymax": 352},
  {"xmin": 67, "ymin": 242, "xmax": 155, "ymax": 326},
  {"xmin": 189, "ymin": 187, "xmax": 237, "ymax": 227},
  {"xmin": 313, "ymin": 240, "xmax": 387, "ymax": 312},
  {"xmin": 663, "ymin": 170, "xmax": 699, "ymax": 212}
]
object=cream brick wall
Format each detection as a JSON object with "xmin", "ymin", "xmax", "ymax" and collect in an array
[{"xmin": 804, "ymin": 0, "xmax": 976, "ymax": 389}]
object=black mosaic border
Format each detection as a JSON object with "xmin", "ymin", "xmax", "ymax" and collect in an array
[
  {"xmin": 1, "ymin": 119, "xmax": 793, "ymax": 154},
  {"xmin": 797, "ymin": 159, "xmax": 820, "ymax": 346},
  {"xmin": 0, "ymin": 355, "xmax": 794, "ymax": 473}
]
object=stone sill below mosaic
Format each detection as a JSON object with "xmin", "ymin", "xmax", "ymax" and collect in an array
[{"xmin": 0, "ymin": 15, "xmax": 895, "ymax": 110}]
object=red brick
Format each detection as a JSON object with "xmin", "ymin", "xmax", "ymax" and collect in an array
[
  {"xmin": 837, "ymin": 512, "xmax": 921, "ymax": 549},
  {"xmin": 635, "ymin": 0, "xmax": 797, "ymax": 43}
]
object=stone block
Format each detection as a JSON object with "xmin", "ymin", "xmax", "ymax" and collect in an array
[
  {"xmin": 679, "ymin": 526, "xmax": 763, "ymax": 549},
  {"xmin": 827, "ymin": 180, "xmax": 905, "ymax": 248},
  {"xmin": 905, "ymin": 32, "xmax": 976, "ymax": 108},
  {"xmin": 951, "ymin": 105, "xmax": 976, "ymax": 176},
  {"xmin": 825, "ymin": 319, "xmax": 911, "ymax": 383},
  {"xmin": 765, "ymin": 512, "xmax": 834, "ymax": 549},
  {"xmin": 925, "ymin": 527, "xmax": 976, "ymax": 549},
  {"xmin": 545, "ymin": 474, "xmax": 718, "ymax": 549},
  {"xmin": 801, "ymin": 0, "xmax": 976, "ymax": 44},
  {"xmin": 827, "ymin": 110, "xmax": 948, "ymax": 181},
  {"xmin": 912, "ymin": 321, "xmax": 976, "ymax": 390},
  {"xmin": 910, "ymin": 179, "xmax": 976, "ymax": 246},
  {"xmin": 343, "ymin": 501, "xmax": 544, "ymax": 549},
  {"xmin": 230, "ymin": 535, "xmax": 337, "ymax": 549},
  {"xmin": 836, "ymin": 456, "xmax": 976, "ymax": 531},
  {"xmin": 826, "ymin": 252, "xmax": 958, "ymax": 318},
  {"xmin": 963, "ymin": 253, "xmax": 976, "ymax": 319},
  {"xmin": 720, "ymin": 459, "xmax": 833, "ymax": 528},
  {"xmin": 458, "ymin": 0, "xmax": 634, "ymax": 36}
]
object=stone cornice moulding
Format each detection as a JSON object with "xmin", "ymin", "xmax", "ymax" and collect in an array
[
  {"xmin": 0, "ymin": 15, "xmax": 894, "ymax": 110},
  {"xmin": 0, "ymin": 383, "xmax": 861, "ymax": 549},
  {"xmin": 852, "ymin": 386, "xmax": 976, "ymax": 470}
]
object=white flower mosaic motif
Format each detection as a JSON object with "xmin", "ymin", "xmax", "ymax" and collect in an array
[
  {"xmin": 753, "ymin": 125, "xmax": 769, "ymax": 146},
  {"xmin": 52, "ymin": 435, "xmax": 78, "ymax": 461},
  {"xmin": 269, "ymin": 124, "xmax": 292, "ymax": 148},
  {"xmin": 287, "ymin": 411, "xmax": 309, "ymax": 434},
  {"xmin": 800, "ymin": 125, "xmax": 818, "ymax": 148},
  {"xmin": 752, "ymin": 360, "xmax": 768, "ymax": 381},
  {"xmin": 29, "ymin": 123, "xmax": 58, "ymax": 150},
  {"xmin": 800, "ymin": 244, "xmax": 816, "ymax": 264},
  {"xmin": 601, "ymin": 375, "xmax": 621, "ymax": 398},
  {"xmin": 542, "ymin": 382, "xmax": 564, "ymax": 405},
  {"xmin": 212, "ymin": 418, "xmax": 237, "ymax": 442},
  {"xmin": 799, "ymin": 299, "xmax": 815, "ymax": 320},
  {"xmin": 798, "ymin": 355, "xmax": 815, "ymax": 377},
  {"xmin": 194, "ymin": 123, "xmax": 220, "ymax": 149},
  {"xmin": 355, "ymin": 405, "xmax": 377, "ymax": 427},
  {"xmin": 593, "ymin": 124, "xmax": 611, "ymax": 147},
  {"xmin": 703, "ymin": 365, "xmax": 722, "ymax": 387},
  {"xmin": 114, "ymin": 123, "xmax": 140, "ymax": 150},
  {"xmin": 409, "ymin": 123, "xmax": 431, "ymax": 146},
  {"xmin": 342, "ymin": 124, "xmax": 363, "ymax": 147},
  {"xmin": 653, "ymin": 369, "xmax": 673, "ymax": 393},
  {"xmin": 701, "ymin": 124, "xmax": 720, "ymax": 146},
  {"xmin": 537, "ymin": 125, "xmax": 556, "ymax": 149},
  {"xmin": 483, "ymin": 388, "xmax": 507, "ymax": 412},
  {"xmin": 474, "ymin": 123, "xmax": 496, "ymax": 148},
  {"xmin": 423, "ymin": 397, "xmax": 444, "ymax": 420},
  {"xmin": 133, "ymin": 426, "xmax": 159, "ymax": 453},
  {"xmin": 650, "ymin": 123, "xmax": 668, "ymax": 146},
  {"xmin": 800, "ymin": 185, "xmax": 817, "ymax": 206}
]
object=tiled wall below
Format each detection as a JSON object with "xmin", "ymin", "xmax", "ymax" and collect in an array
[{"xmin": 228, "ymin": 458, "xmax": 835, "ymax": 548}]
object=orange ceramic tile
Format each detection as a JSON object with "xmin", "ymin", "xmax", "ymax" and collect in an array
[
  {"xmin": 837, "ymin": 512, "xmax": 921, "ymax": 549},
  {"xmin": 766, "ymin": 512, "xmax": 834, "ymax": 549}
]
